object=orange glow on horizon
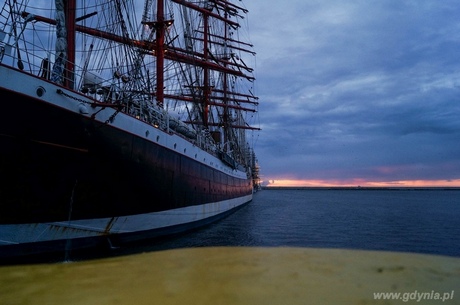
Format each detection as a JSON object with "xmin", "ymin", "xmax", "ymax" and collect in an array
[{"xmin": 263, "ymin": 179, "xmax": 460, "ymax": 188}]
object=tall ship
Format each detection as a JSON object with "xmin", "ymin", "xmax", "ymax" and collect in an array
[{"xmin": 0, "ymin": 0, "xmax": 260, "ymax": 258}]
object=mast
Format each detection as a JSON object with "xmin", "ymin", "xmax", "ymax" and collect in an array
[
  {"xmin": 65, "ymin": 0, "xmax": 76, "ymax": 89},
  {"xmin": 50, "ymin": 0, "xmax": 66, "ymax": 85},
  {"xmin": 49, "ymin": 0, "xmax": 75, "ymax": 88},
  {"xmin": 156, "ymin": 0, "xmax": 165, "ymax": 107},
  {"xmin": 203, "ymin": 12, "xmax": 209, "ymax": 128},
  {"xmin": 222, "ymin": 5, "xmax": 229, "ymax": 149}
]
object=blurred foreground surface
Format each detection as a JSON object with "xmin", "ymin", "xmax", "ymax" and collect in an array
[{"xmin": 0, "ymin": 247, "xmax": 459, "ymax": 305}]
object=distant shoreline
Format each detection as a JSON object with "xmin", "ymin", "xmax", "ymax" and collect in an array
[{"xmin": 261, "ymin": 186, "xmax": 460, "ymax": 191}]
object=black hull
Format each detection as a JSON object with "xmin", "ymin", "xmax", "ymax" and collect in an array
[{"xmin": 0, "ymin": 86, "xmax": 252, "ymax": 224}]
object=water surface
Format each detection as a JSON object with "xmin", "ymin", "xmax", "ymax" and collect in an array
[{"xmin": 107, "ymin": 188, "xmax": 460, "ymax": 258}]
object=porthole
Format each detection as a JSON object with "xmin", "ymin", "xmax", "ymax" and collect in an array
[
  {"xmin": 36, "ymin": 86, "xmax": 46, "ymax": 97},
  {"xmin": 156, "ymin": 135, "xmax": 160, "ymax": 142},
  {"xmin": 174, "ymin": 143, "xmax": 177, "ymax": 149}
]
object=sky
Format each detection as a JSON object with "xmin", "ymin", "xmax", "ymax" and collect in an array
[{"xmin": 243, "ymin": 0, "xmax": 460, "ymax": 187}]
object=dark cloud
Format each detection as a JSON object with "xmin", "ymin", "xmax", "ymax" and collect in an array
[{"xmin": 246, "ymin": 0, "xmax": 460, "ymax": 184}]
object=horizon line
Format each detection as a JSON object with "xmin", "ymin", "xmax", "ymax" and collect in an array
[
  {"xmin": 260, "ymin": 179, "xmax": 460, "ymax": 188},
  {"xmin": 261, "ymin": 186, "xmax": 460, "ymax": 189}
]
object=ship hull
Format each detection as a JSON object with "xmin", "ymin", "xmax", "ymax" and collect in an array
[{"xmin": 0, "ymin": 65, "xmax": 253, "ymax": 259}]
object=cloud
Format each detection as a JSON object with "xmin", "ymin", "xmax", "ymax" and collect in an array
[{"xmin": 246, "ymin": 0, "xmax": 460, "ymax": 185}]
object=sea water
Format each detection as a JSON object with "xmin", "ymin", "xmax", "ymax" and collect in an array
[
  {"xmin": 3, "ymin": 188, "xmax": 459, "ymax": 304},
  {"xmin": 113, "ymin": 188, "xmax": 460, "ymax": 258}
]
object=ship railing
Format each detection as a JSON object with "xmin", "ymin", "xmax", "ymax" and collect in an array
[
  {"xmin": 0, "ymin": 36, "xmax": 50, "ymax": 77},
  {"xmin": 0, "ymin": 34, "xmax": 95, "ymax": 94},
  {"xmin": 0, "ymin": 29, "xmax": 110, "ymax": 96},
  {"xmin": 122, "ymin": 95, "xmax": 221, "ymax": 159}
]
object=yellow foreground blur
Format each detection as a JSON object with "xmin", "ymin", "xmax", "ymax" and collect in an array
[{"xmin": 1, "ymin": 247, "xmax": 459, "ymax": 304}]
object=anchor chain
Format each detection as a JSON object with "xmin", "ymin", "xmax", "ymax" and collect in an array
[
  {"xmin": 56, "ymin": 89, "xmax": 93, "ymax": 105},
  {"xmin": 105, "ymin": 108, "xmax": 121, "ymax": 124},
  {"xmin": 56, "ymin": 89, "xmax": 122, "ymax": 124}
]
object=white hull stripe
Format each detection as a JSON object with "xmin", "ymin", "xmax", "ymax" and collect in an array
[{"xmin": 0, "ymin": 194, "xmax": 252, "ymax": 245}]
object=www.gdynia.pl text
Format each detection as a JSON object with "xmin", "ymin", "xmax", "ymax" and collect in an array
[{"xmin": 373, "ymin": 290, "xmax": 454, "ymax": 302}]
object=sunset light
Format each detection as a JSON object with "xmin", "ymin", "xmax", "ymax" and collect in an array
[{"xmin": 263, "ymin": 179, "xmax": 460, "ymax": 188}]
